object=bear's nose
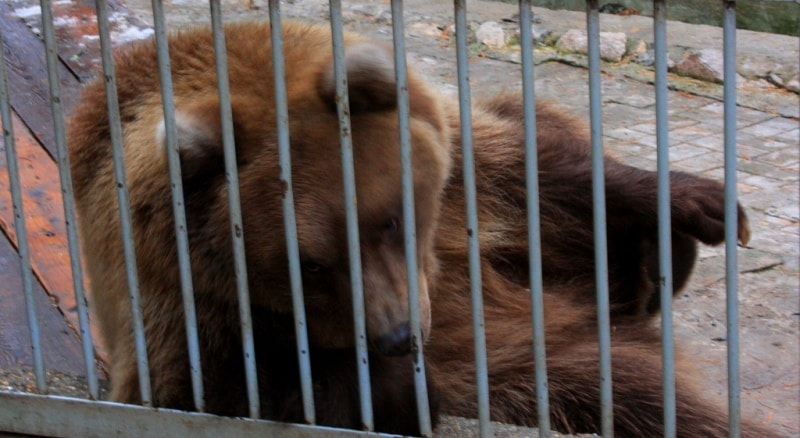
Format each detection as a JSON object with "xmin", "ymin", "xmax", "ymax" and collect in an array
[{"xmin": 373, "ymin": 322, "xmax": 411, "ymax": 356}]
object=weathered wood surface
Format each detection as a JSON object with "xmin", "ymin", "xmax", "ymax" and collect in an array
[
  {"xmin": 0, "ymin": 225, "xmax": 86, "ymax": 376},
  {"xmin": 0, "ymin": 110, "xmax": 104, "ymax": 364},
  {"xmin": 0, "ymin": 0, "xmax": 152, "ymax": 371},
  {"xmin": 0, "ymin": 0, "xmax": 81, "ymax": 159}
]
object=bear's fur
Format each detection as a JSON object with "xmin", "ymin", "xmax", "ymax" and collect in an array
[
  {"xmin": 427, "ymin": 96, "xmax": 775, "ymax": 437},
  {"xmin": 68, "ymin": 20, "xmax": 777, "ymax": 437},
  {"xmin": 69, "ymin": 21, "xmax": 447, "ymax": 434}
]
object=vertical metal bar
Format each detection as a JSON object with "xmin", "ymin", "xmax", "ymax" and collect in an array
[
  {"xmin": 723, "ymin": 2, "xmax": 741, "ymax": 437},
  {"xmin": 586, "ymin": 1, "xmax": 614, "ymax": 436},
  {"xmin": 213, "ymin": 0, "xmax": 298, "ymax": 422},
  {"xmin": 149, "ymin": 0, "xmax": 206, "ymax": 413},
  {"xmin": 519, "ymin": 1, "xmax": 551, "ymax": 436},
  {"xmin": 453, "ymin": 1, "xmax": 490, "ymax": 436},
  {"xmin": 209, "ymin": 0, "xmax": 274, "ymax": 422},
  {"xmin": 0, "ymin": 27, "xmax": 45, "ymax": 394},
  {"xmin": 210, "ymin": 0, "xmax": 266, "ymax": 418},
  {"xmin": 39, "ymin": 0, "xmax": 99, "ymax": 399},
  {"xmin": 389, "ymin": 1, "xmax": 433, "ymax": 435},
  {"xmin": 653, "ymin": 2, "xmax": 676, "ymax": 437},
  {"xmin": 328, "ymin": 0, "xmax": 373, "ymax": 430},
  {"xmin": 267, "ymin": 0, "xmax": 313, "ymax": 423},
  {"xmin": 93, "ymin": 0, "xmax": 151, "ymax": 406}
]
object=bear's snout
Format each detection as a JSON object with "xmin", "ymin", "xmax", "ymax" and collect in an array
[
  {"xmin": 374, "ymin": 322, "xmax": 411, "ymax": 356},
  {"xmin": 373, "ymin": 322, "xmax": 411, "ymax": 356}
]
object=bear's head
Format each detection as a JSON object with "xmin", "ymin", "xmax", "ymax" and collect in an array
[{"xmin": 147, "ymin": 31, "xmax": 451, "ymax": 357}]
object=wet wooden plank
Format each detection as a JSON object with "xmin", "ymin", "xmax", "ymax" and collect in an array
[
  {"xmin": 0, "ymin": 228, "xmax": 86, "ymax": 375},
  {"xmin": 5, "ymin": 0, "xmax": 154, "ymax": 83},
  {"xmin": 0, "ymin": 0, "xmax": 81, "ymax": 159},
  {"xmin": 56, "ymin": 0, "xmax": 153, "ymax": 81},
  {"xmin": 0, "ymin": 112, "xmax": 103, "ymax": 362},
  {"xmin": 0, "ymin": 0, "xmax": 150, "ymax": 367}
]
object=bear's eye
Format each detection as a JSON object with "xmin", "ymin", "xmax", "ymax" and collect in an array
[
  {"xmin": 302, "ymin": 261, "xmax": 325, "ymax": 274},
  {"xmin": 383, "ymin": 216, "xmax": 401, "ymax": 242}
]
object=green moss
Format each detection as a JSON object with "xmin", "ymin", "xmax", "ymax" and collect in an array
[{"xmin": 494, "ymin": 0, "xmax": 799, "ymax": 36}]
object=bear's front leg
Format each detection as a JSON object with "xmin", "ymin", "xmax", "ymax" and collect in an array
[{"xmin": 602, "ymin": 160, "xmax": 750, "ymax": 246}]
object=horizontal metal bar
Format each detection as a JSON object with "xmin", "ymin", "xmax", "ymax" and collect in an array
[{"xmin": 0, "ymin": 392, "xmax": 398, "ymax": 438}]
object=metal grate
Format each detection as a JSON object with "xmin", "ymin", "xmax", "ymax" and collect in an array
[{"xmin": 0, "ymin": 1, "xmax": 756, "ymax": 437}]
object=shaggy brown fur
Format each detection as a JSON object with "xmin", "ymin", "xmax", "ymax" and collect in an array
[
  {"xmin": 427, "ymin": 96, "xmax": 774, "ymax": 437},
  {"xmin": 68, "ymin": 20, "xmax": 778, "ymax": 437},
  {"xmin": 69, "ymin": 21, "xmax": 447, "ymax": 434}
]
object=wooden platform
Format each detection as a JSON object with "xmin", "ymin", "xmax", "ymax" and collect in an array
[{"xmin": 0, "ymin": 0, "xmax": 151, "ymax": 383}]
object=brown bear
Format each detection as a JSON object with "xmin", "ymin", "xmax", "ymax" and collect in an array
[
  {"xmin": 68, "ymin": 20, "xmax": 778, "ymax": 437},
  {"xmin": 427, "ymin": 96, "xmax": 777, "ymax": 437},
  {"xmin": 69, "ymin": 21, "xmax": 447, "ymax": 434}
]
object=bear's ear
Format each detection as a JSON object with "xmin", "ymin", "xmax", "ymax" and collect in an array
[
  {"xmin": 318, "ymin": 42, "xmax": 398, "ymax": 114},
  {"xmin": 155, "ymin": 98, "xmax": 225, "ymax": 181}
]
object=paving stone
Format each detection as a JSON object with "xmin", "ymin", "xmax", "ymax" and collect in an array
[
  {"xmin": 599, "ymin": 102, "xmax": 656, "ymax": 126},
  {"xmin": 667, "ymin": 93, "xmax": 713, "ymax": 112},
  {"xmin": 756, "ymin": 149, "xmax": 800, "ymax": 167},
  {"xmin": 672, "ymin": 156, "xmax": 722, "ymax": 173},
  {"xmin": 606, "ymin": 93, "xmax": 656, "ymax": 109},
  {"xmin": 741, "ymin": 119, "xmax": 796, "ymax": 138},
  {"xmin": 739, "ymin": 173, "xmax": 787, "ymax": 192},
  {"xmin": 604, "ymin": 127, "xmax": 657, "ymax": 148},
  {"xmin": 687, "ymin": 133, "xmax": 776, "ymax": 159},
  {"xmin": 770, "ymin": 128, "xmax": 799, "ymax": 145},
  {"xmin": 607, "ymin": 141, "xmax": 656, "ymax": 160},
  {"xmin": 738, "ymin": 248, "xmax": 786, "ymax": 274},
  {"xmin": 738, "ymin": 160, "xmax": 799, "ymax": 182},
  {"xmin": 755, "ymin": 117, "xmax": 800, "ymax": 133},
  {"xmin": 669, "ymin": 143, "xmax": 714, "ymax": 161},
  {"xmin": 627, "ymin": 118, "xmax": 699, "ymax": 135},
  {"xmin": 747, "ymin": 137, "xmax": 796, "ymax": 151},
  {"xmin": 735, "ymin": 106, "xmax": 780, "ymax": 127},
  {"xmin": 668, "ymin": 124, "xmax": 718, "ymax": 145},
  {"xmin": 696, "ymin": 101, "xmax": 726, "ymax": 116},
  {"xmin": 738, "ymin": 181, "xmax": 766, "ymax": 197},
  {"xmin": 766, "ymin": 201, "xmax": 800, "ymax": 222},
  {"xmin": 616, "ymin": 154, "xmax": 657, "ymax": 171}
]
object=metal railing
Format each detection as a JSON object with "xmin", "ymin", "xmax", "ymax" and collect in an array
[{"xmin": 0, "ymin": 1, "xmax": 748, "ymax": 437}]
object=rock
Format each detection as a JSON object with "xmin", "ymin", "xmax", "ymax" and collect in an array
[
  {"xmin": 635, "ymin": 49, "xmax": 676, "ymax": 69},
  {"xmin": 626, "ymin": 38, "xmax": 647, "ymax": 58},
  {"xmin": 766, "ymin": 70, "xmax": 800, "ymax": 93},
  {"xmin": 786, "ymin": 75, "xmax": 800, "ymax": 93},
  {"xmin": 476, "ymin": 21, "xmax": 507, "ymax": 49},
  {"xmin": 767, "ymin": 72, "xmax": 785, "ymax": 87},
  {"xmin": 532, "ymin": 26, "xmax": 552, "ymax": 45},
  {"xmin": 408, "ymin": 22, "xmax": 443, "ymax": 38},
  {"xmin": 673, "ymin": 48, "xmax": 725, "ymax": 83},
  {"xmin": 555, "ymin": 29, "xmax": 627, "ymax": 62},
  {"xmin": 636, "ymin": 49, "xmax": 654, "ymax": 66},
  {"xmin": 740, "ymin": 78, "xmax": 777, "ymax": 90}
]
